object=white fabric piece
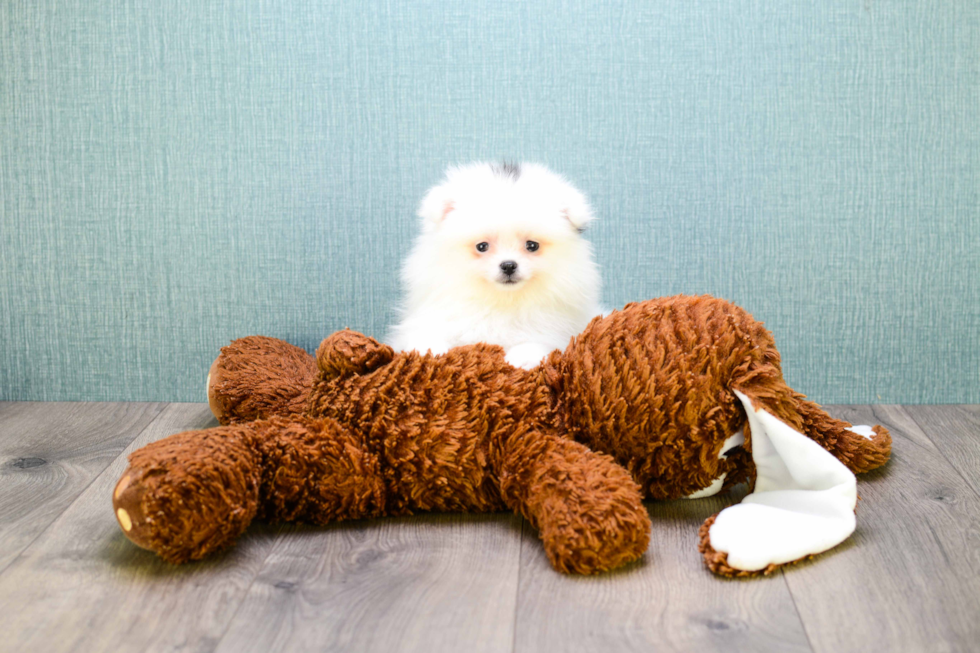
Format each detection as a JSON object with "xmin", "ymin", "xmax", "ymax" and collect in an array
[
  {"xmin": 684, "ymin": 473, "xmax": 727, "ymax": 499},
  {"xmin": 847, "ymin": 424, "xmax": 875, "ymax": 439},
  {"xmin": 708, "ymin": 391, "xmax": 858, "ymax": 571}
]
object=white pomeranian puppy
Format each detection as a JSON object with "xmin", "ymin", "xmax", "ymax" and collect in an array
[{"xmin": 388, "ymin": 162, "xmax": 602, "ymax": 369}]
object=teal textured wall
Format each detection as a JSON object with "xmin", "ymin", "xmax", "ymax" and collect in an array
[{"xmin": 1, "ymin": 1, "xmax": 978, "ymax": 403}]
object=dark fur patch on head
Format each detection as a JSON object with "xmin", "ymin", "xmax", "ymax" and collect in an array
[{"xmin": 490, "ymin": 161, "xmax": 521, "ymax": 181}]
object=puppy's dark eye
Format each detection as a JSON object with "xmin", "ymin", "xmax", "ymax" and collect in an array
[
  {"xmin": 475, "ymin": 242, "xmax": 489, "ymax": 253},
  {"xmin": 525, "ymin": 240, "xmax": 540, "ymax": 252}
]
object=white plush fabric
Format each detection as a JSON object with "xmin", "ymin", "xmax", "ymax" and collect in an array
[
  {"xmin": 685, "ymin": 474, "xmax": 728, "ymax": 499},
  {"xmin": 708, "ymin": 391, "xmax": 858, "ymax": 571},
  {"xmin": 847, "ymin": 424, "xmax": 876, "ymax": 439}
]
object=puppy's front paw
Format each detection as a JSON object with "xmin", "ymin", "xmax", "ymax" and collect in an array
[{"xmin": 505, "ymin": 342, "xmax": 554, "ymax": 369}]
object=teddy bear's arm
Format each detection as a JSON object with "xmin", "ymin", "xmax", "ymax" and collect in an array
[
  {"xmin": 207, "ymin": 336, "xmax": 319, "ymax": 425},
  {"xmin": 792, "ymin": 397, "xmax": 892, "ymax": 474},
  {"xmin": 316, "ymin": 330, "xmax": 395, "ymax": 378},
  {"xmin": 732, "ymin": 377, "xmax": 891, "ymax": 474},
  {"xmin": 496, "ymin": 429, "xmax": 651, "ymax": 574}
]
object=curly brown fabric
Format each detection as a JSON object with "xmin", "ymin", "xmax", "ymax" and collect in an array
[{"xmin": 114, "ymin": 295, "xmax": 890, "ymax": 575}]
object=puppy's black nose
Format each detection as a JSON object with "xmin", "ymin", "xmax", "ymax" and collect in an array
[{"xmin": 499, "ymin": 260, "xmax": 518, "ymax": 275}]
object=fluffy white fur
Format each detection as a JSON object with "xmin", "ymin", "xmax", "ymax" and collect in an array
[{"xmin": 388, "ymin": 162, "xmax": 602, "ymax": 369}]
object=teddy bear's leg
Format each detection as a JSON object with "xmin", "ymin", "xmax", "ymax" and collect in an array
[
  {"xmin": 496, "ymin": 430, "xmax": 651, "ymax": 574},
  {"xmin": 113, "ymin": 422, "xmax": 264, "ymax": 563},
  {"xmin": 249, "ymin": 416, "xmax": 387, "ymax": 526},
  {"xmin": 207, "ymin": 336, "xmax": 318, "ymax": 424},
  {"xmin": 113, "ymin": 416, "xmax": 387, "ymax": 563},
  {"xmin": 732, "ymin": 374, "xmax": 891, "ymax": 474},
  {"xmin": 698, "ymin": 390, "xmax": 859, "ymax": 577}
]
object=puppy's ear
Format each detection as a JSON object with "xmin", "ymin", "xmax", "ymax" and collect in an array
[
  {"xmin": 417, "ymin": 182, "xmax": 455, "ymax": 231},
  {"xmin": 558, "ymin": 182, "xmax": 595, "ymax": 233}
]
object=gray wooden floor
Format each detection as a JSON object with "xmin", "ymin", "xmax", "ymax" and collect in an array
[{"xmin": 0, "ymin": 402, "xmax": 978, "ymax": 653}]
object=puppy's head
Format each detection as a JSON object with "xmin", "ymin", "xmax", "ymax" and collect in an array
[{"xmin": 412, "ymin": 162, "xmax": 597, "ymax": 301}]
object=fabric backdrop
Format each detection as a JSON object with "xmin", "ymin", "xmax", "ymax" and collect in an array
[{"xmin": 1, "ymin": 0, "xmax": 978, "ymax": 403}]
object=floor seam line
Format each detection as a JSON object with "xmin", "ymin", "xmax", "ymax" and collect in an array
[
  {"xmin": 781, "ymin": 569, "xmax": 818, "ymax": 653},
  {"xmin": 510, "ymin": 517, "xmax": 525, "ymax": 653}
]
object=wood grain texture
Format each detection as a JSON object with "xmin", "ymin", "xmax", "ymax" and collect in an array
[
  {"xmin": 212, "ymin": 513, "xmax": 524, "ymax": 653},
  {"xmin": 0, "ymin": 401, "xmax": 164, "ymax": 572},
  {"xmin": 513, "ymin": 489, "xmax": 812, "ymax": 653},
  {"xmin": 782, "ymin": 405, "xmax": 980, "ymax": 653},
  {"xmin": 2, "ymin": 403, "xmax": 979, "ymax": 653},
  {"xmin": 0, "ymin": 403, "xmax": 285, "ymax": 653},
  {"xmin": 904, "ymin": 405, "xmax": 980, "ymax": 498}
]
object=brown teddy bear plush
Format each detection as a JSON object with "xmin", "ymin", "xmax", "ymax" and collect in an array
[{"xmin": 113, "ymin": 295, "xmax": 891, "ymax": 576}]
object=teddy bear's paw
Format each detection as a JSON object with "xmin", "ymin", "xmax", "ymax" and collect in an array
[
  {"xmin": 113, "ymin": 426, "xmax": 266, "ymax": 563},
  {"xmin": 113, "ymin": 469, "xmax": 155, "ymax": 552},
  {"xmin": 838, "ymin": 423, "xmax": 892, "ymax": 474},
  {"xmin": 113, "ymin": 458, "xmax": 257, "ymax": 564}
]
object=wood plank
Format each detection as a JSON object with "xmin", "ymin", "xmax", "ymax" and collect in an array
[
  {"xmin": 0, "ymin": 403, "xmax": 287, "ymax": 653},
  {"xmin": 212, "ymin": 513, "xmax": 524, "ymax": 653},
  {"xmin": 514, "ymin": 488, "xmax": 813, "ymax": 653},
  {"xmin": 904, "ymin": 405, "xmax": 980, "ymax": 497},
  {"xmin": 783, "ymin": 405, "xmax": 980, "ymax": 653},
  {"xmin": 0, "ymin": 401, "xmax": 165, "ymax": 572},
  {"xmin": 3, "ymin": 402, "xmax": 975, "ymax": 653}
]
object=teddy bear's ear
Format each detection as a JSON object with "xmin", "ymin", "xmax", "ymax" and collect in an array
[{"xmin": 317, "ymin": 330, "xmax": 395, "ymax": 379}]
